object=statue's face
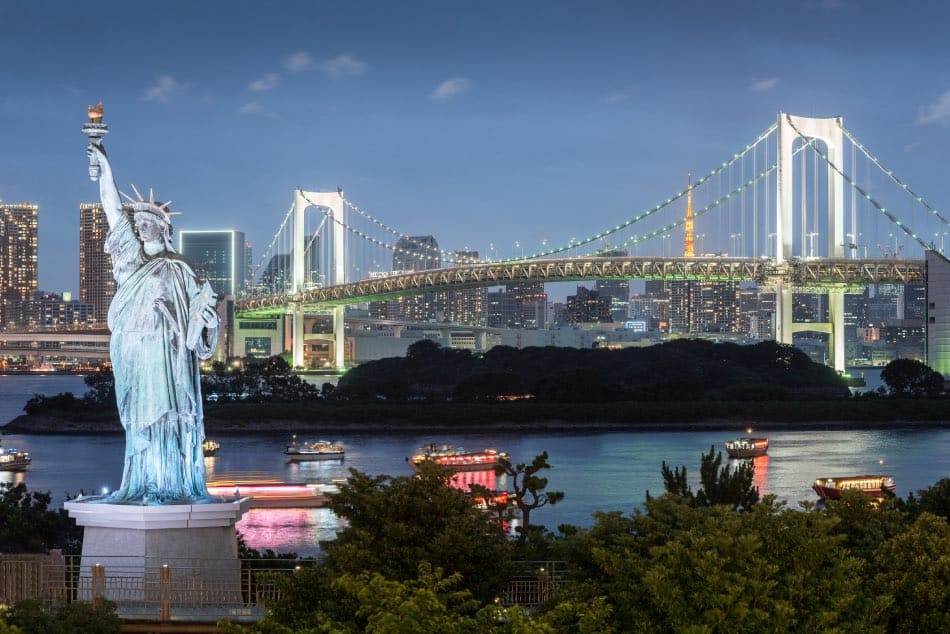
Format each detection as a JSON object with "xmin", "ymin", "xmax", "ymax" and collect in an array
[{"xmin": 134, "ymin": 214, "xmax": 164, "ymax": 244}]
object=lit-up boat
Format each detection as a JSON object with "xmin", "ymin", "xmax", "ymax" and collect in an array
[
  {"xmin": 202, "ymin": 439, "xmax": 220, "ymax": 457},
  {"xmin": 409, "ymin": 444, "xmax": 508, "ymax": 472},
  {"xmin": 725, "ymin": 437, "xmax": 769, "ymax": 459},
  {"xmin": 0, "ymin": 442, "xmax": 31, "ymax": 472},
  {"xmin": 207, "ymin": 477, "xmax": 336, "ymax": 508},
  {"xmin": 812, "ymin": 475, "xmax": 896, "ymax": 501},
  {"xmin": 284, "ymin": 436, "xmax": 344, "ymax": 461}
]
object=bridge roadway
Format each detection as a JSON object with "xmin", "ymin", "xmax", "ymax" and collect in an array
[{"xmin": 235, "ymin": 256, "xmax": 924, "ymax": 317}]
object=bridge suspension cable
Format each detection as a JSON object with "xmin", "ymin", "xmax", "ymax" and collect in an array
[
  {"xmin": 839, "ymin": 123, "xmax": 950, "ymax": 226},
  {"xmin": 785, "ymin": 115, "xmax": 930, "ymax": 251},
  {"xmin": 247, "ymin": 202, "xmax": 294, "ymax": 285},
  {"xmin": 338, "ymin": 190, "xmax": 481, "ymax": 264},
  {"xmin": 499, "ymin": 123, "xmax": 779, "ymax": 262}
]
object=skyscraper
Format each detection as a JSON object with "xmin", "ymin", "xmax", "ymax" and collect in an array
[
  {"xmin": 178, "ymin": 230, "xmax": 247, "ymax": 296},
  {"xmin": 371, "ymin": 235, "xmax": 444, "ymax": 321},
  {"xmin": 0, "ymin": 203, "xmax": 39, "ymax": 328},
  {"xmin": 446, "ymin": 250, "xmax": 485, "ymax": 325},
  {"xmin": 595, "ymin": 249, "xmax": 630, "ymax": 321},
  {"xmin": 566, "ymin": 286, "xmax": 611, "ymax": 323},
  {"xmin": 79, "ymin": 203, "xmax": 127, "ymax": 324}
]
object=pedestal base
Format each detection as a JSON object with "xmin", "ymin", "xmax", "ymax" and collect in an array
[{"xmin": 64, "ymin": 497, "xmax": 254, "ymax": 622}]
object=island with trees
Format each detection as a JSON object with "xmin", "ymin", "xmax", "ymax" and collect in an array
[{"xmin": 4, "ymin": 339, "xmax": 948, "ymax": 434}]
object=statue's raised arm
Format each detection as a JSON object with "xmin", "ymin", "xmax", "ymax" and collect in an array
[{"xmin": 83, "ymin": 103, "xmax": 124, "ymax": 230}]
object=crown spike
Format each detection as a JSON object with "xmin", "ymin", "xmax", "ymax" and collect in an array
[
  {"xmin": 158, "ymin": 200, "xmax": 173, "ymax": 210},
  {"xmin": 148, "ymin": 188, "xmax": 154, "ymax": 204},
  {"xmin": 130, "ymin": 184, "xmax": 144, "ymax": 201},
  {"xmin": 119, "ymin": 191, "xmax": 136, "ymax": 204}
]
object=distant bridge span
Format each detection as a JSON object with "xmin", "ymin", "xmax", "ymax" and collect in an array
[{"xmin": 235, "ymin": 256, "xmax": 925, "ymax": 318}]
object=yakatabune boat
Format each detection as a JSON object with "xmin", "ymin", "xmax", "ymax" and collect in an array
[
  {"xmin": 724, "ymin": 437, "xmax": 769, "ymax": 459},
  {"xmin": 202, "ymin": 439, "xmax": 220, "ymax": 457},
  {"xmin": 0, "ymin": 443, "xmax": 31, "ymax": 472},
  {"xmin": 284, "ymin": 436, "xmax": 345, "ymax": 461},
  {"xmin": 409, "ymin": 444, "xmax": 507, "ymax": 472},
  {"xmin": 812, "ymin": 475, "xmax": 896, "ymax": 501}
]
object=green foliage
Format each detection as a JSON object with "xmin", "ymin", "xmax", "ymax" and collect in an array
[
  {"xmin": 0, "ymin": 484, "xmax": 81, "ymax": 554},
  {"xmin": 323, "ymin": 464, "xmax": 512, "ymax": 601},
  {"xmin": 900, "ymin": 477, "xmax": 950, "ymax": 521},
  {"xmin": 494, "ymin": 451, "xmax": 564, "ymax": 541},
  {"xmin": 5, "ymin": 600, "xmax": 120, "ymax": 634},
  {"xmin": 871, "ymin": 513, "xmax": 950, "ymax": 632},
  {"xmin": 657, "ymin": 446, "xmax": 759, "ymax": 510},
  {"xmin": 83, "ymin": 368, "xmax": 116, "ymax": 406},
  {"xmin": 881, "ymin": 358, "xmax": 945, "ymax": 397}
]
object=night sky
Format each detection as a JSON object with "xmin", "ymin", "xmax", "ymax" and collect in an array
[{"xmin": 2, "ymin": 1, "xmax": 949, "ymax": 293}]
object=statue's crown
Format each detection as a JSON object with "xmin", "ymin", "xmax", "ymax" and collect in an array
[{"xmin": 120, "ymin": 184, "xmax": 178, "ymax": 225}]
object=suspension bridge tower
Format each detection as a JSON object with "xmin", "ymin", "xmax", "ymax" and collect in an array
[
  {"xmin": 774, "ymin": 113, "xmax": 847, "ymax": 372},
  {"xmin": 683, "ymin": 174, "xmax": 695, "ymax": 257},
  {"xmin": 291, "ymin": 189, "xmax": 346, "ymax": 370}
]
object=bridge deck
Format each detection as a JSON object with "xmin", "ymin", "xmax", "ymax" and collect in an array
[{"xmin": 236, "ymin": 256, "xmax": 925, "ymax": 317}]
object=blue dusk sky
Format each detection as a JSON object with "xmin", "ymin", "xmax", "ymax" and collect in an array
[{"xmin": 2, "ymin": 1, "xmax": 950, "ymax": 294}]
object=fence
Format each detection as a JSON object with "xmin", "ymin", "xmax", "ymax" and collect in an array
[{"xmin": 1, "ymin": 554, "xmax": 567, "ymax": 621}]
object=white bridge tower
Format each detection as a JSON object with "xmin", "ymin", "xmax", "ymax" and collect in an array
[
  {"xmin": 774, "ymin": 113, "xmax": 847, "ymax": 372},
  {"xmin": 291, "ymin": 189, "xmax": 346, "ymax": 370}
]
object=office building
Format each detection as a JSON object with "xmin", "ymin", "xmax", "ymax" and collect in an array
[
  {"xmin": 566, "ymin": 286, "xmax": 611, "ymax": 323},
  {"xmin": 178, "ymin": 230, "xmax": 247, "ymax": 297},
  {"xmin": 595, "ymin": 249, "xmax": 630, "ymax": 321},
  {"xmin": 371, "ymin": 235, "xmax": 444, "ymax": 321},
  {"xmin": 0, "ymin": 203, "xmax": 39, "ymax": 328},
  {"xmin": 27, "ymin": 291, "xmax": 94, "ymax": 328}
]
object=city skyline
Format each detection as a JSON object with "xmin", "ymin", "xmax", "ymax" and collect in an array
[{"xmin": 4, "ymin": 2, "xmax": 950, "ymax": 292}]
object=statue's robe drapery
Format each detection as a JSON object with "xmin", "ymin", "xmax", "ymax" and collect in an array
[{"xmin": 104, "ymin": 214, "xmax": 218, "ymax": 503}]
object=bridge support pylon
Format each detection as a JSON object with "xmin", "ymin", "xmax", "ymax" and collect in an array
[
  {"xmin": 828, "ymin": 288, "xmax": 846, "ymax": 374},
  {"xmin": 291, "ymin": 189, "xmax": 346, "ymax": 371}
]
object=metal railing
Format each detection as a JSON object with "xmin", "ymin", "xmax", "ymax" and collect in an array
[{"xmin": 1, "ymin": 554, "xmax": 304, "ymax": 623}]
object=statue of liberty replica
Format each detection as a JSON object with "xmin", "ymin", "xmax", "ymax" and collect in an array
[{"xmin": 84, "ymin": 102, "xmax": 220, "ymax": 504}]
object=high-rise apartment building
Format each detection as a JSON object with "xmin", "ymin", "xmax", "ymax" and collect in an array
[
  {"xmin": 446, "ymin": 250, "xmax": 485, "ymax": 325},
  {"xmin": 178, "ymin": 230, "xmax": 247, "ymax": 297},
  {"xmin": 0, "ymin": 203, "xmax": 39, "ymax": 328},
  {"xmin": 79, "ymin": 203, "xmax": 128, "ymax": 323}
]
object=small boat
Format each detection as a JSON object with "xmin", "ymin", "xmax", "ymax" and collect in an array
[
  {"xmin": 284, "ymin": 436, "xmax": 344, "ymax": 461},
  {"xmin": 812, "ymin": 475, "xmax": 896, "ymax": 501},
  {"xmin": 409, "ymin": 444, "xmax": 508, "ymax": 472},
  {"xmin": 0, "ymin": 442, "xmax": 31, "ymax": 472},
  {"xmin": 725, "ymin": 437, "xmax": 769, "ymax": 459},
  {"xmin": 202, "ymin": 439, "xmax": 220, "ymax": 457}
]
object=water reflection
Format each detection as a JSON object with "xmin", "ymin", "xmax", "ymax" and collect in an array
[
  {"xmin": 0, "ymin": 471, "xmax": 26, "ymax": 487},
  {"xmin": 752, "ymin": 454, "xmax": 769, "ymax": 493},
  {"xmin": 236, "ymin": 508, "xmax": 341, "ymax": 556}
]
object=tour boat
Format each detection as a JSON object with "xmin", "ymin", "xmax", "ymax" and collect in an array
[
  {"xmin": 202, "ymin": 439, "xmax": 220, "ymax": 457},
  {"xmin": 725, "ymin": 437, "xmax": 769, "ymax": 459},
  {"xmin": 207, "ymin": 477, "xmax": 334, "ymax": 509},
  {"xmin": 812, "ymin": 475, "xmax": 896, "ymax": 501},
  {"xmin": 284, "ymin": 436, "xmax": 344, "ymax": 461},
  {"xmin": 409, "ymin": 444, "xmax": 508, "ymax": 472},
  {"xmin": 0, "ymin": 443, "xmax": 31, "ymax": 472}
]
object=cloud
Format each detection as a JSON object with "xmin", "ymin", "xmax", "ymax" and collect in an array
[
  {"xmin": 430, "ymin": 77, "xmax": 472, "ymax": 101},
  {"xmin": 285, "ymin": 51, "xmax": 315, "ymax": 73},
  {"xmin": 238, "ymin": 101, "xmax": 264, "ymax": 115},
  {"xmin": 916, "ymin": 91, "xmax": 950, "ymax": 127},
  {"xmin": 604, "ymin": 91, "xmax": 631, "ymax": 105},
  {"xmin": 248, "ymin": 73, "xmax": 279, "ymax": 92},
  {"xmin": 320, "ymin": 54, "xmax": 367, "ymax": 77},
  {"xmin": 141, "ymin": 75, "xmax": 183, "ymax": 103},
  {"xmin": 749, "ymin": 77, "xmax": 780, "ymax": 92}
]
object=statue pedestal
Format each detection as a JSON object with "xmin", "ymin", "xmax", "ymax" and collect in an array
[{"xmin": 64, "ymin": 497, "xmax": 253, "ymax": 621}]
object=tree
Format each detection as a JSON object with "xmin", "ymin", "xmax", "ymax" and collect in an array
[
  {"xmin": 494, "ymin": 452, "xmax": 564, "ymax": 541},
  {"xmin": 656, "ymin": 446, "xmax": 759, "ymax": 510},
  {"xmin": 82, "ymin": 368, "xmax": 116, "ymax": 406},
  {"xmin": 323, "ymin": 465, "xmax": 512, "ymax": 601},
  {"xmin": 5, "ymin": 600, "xmax": 120, "ymax": 634},
  {"xmin": 871, "ymin": 513, "xmax": 950, "ymax": 632},
  {"xmin": 881, "ymin": 358, "xmax": 944, "ymax": 397},
  {"xmin": 900, "ymin": 477, "xmax": 950, "ymax": 521},
  {"xmin": 0, "ymin": 484, "xmax": 81, "ymax": 554},
  {"xmin": 407, "ymin": 338, "xmax": 441, "ymax": 359}
]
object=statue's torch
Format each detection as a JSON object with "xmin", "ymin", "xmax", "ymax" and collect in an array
[{"xmin": 82, "ymin": 102, "xmax": 108, "ymax": 181}]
